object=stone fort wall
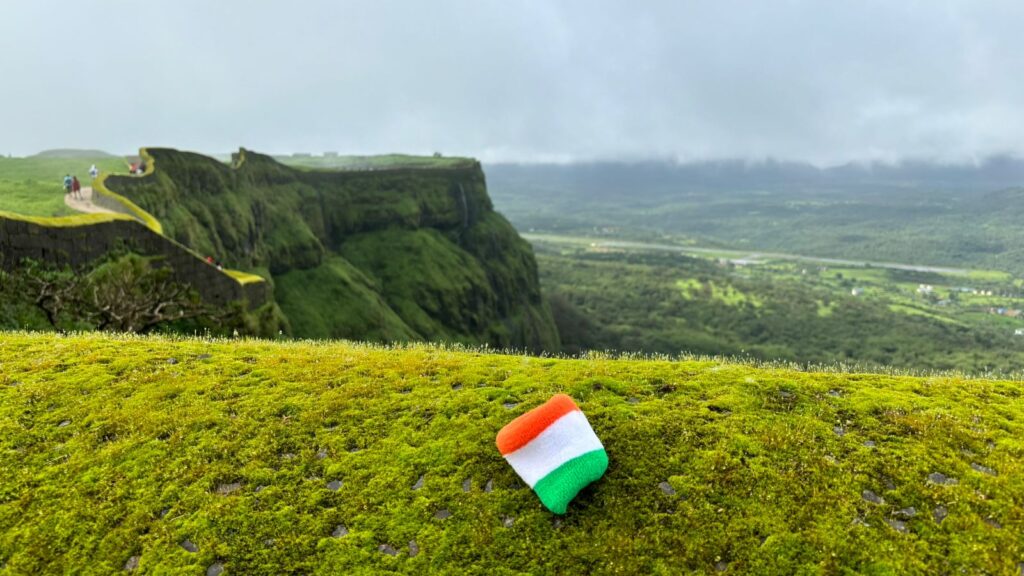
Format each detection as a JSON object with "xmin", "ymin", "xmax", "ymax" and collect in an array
[{"xmin": 0, "ymin": 215, "xmax": 268, "ymax": 308}]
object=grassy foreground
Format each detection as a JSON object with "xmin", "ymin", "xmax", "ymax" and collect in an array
[{"xmin": 0, "ymin": 333, "xmax": 1022, "ymax": 575}]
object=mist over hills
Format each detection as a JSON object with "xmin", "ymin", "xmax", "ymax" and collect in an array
[
  {"xmin": 486, "ymin": 155, "xmax": 1024, "ymax": 275},
  {"xmin": 489, "ymin": 155, "xmax": 1024, "ymax": 196}
]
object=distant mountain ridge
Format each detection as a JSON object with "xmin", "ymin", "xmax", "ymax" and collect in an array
[
  {"xmin": 489, "ymin": 155, "xmax": 1024, "ymax": 196},
  {"xmin": 31, "ymin": 149, "xmax": 119, "ymax": 159},
  {"xmin": 486, "ymin": 157, "xmax": 1024, "ymax": 275}
]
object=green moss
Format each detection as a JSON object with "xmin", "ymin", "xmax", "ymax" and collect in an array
[
  {"xmin": 92, "ymin": 173, "xmax": 164, "ymax": 234},
  {"xmin": 0, "ymin": 209, "xmax": 134, "ymax": 227},
  {"xmin": 0, "ymin": 332, "xmax": 1021, "ymax": 574},
  {"xmin": 223, "ymin": 269, "xmax": 267, "ymax": 285}
]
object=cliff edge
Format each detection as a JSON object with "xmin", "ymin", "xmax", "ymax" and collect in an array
[{"xmin": 104, "ymin": 148, "xmax": 559, "ymax": 350}]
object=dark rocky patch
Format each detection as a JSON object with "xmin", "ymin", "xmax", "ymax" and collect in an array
[
  {"xmin": 658, "ymin": 481, "xmax": 676, "ymax": 496},
  {"xmin": 970, "ymin": 462, "xmax": 997, "ymax": 476},
  {"xmin": 862, "ymin": 490, "xmax": 884, "ymax": 505},
  {"xmin": 215, "ymin": 482, "xmax": 242, "ymax": 495},
  {"xmin": 434, "ymin": 509, "xmax": 451, "ymax": 520},
  {"xmin": 462, "ymin": 478, "xmax": 471, "ymax": 492},
  {"xmin": 180, "ymin": 540, "xmax": 198, "ymax": 553},
  {"xmin": 885, "ymin": 519, "xmax": 908, "ymax": 534},
  {"xmin": 332, "ymin": 524, "xmax": 348, "ymax": 538},
  {"xmin": 326, "ymin": 480, "xmax": 342, "ymax": 491},
  {"xmin": 412, "ymin": 475, "xmax": 425, "ymax": 490},
  {"xmin": 503, "ymin": 402, "xmax": 519, "ymax": 409},
  {"xmin": 409, "ymin": 540, "xmax": 419, "ymax": 558},
  {"xmin": 484, "ymin": 479, "xmax": 493, "ymax": 493},
  {"xmin": 57, "ymin": 420, "xmax": 71, "ymax": 428},
  {"xmin": 655, "ymin": 383, "xmax": 676, "ymax": 397},
  {"xmin": 502, "ymin": 516, "xmax": 515, "ymax": 528},
  {"xmin": 927, "ymin": 472, "xmax": 957, "ymax": 486},
  {"xmin": 863, "ymin": 440, "xmax": 876, "ymax": 448},
  {"xmin": 833, "ymin": 425, "xmax": 846, "ymax": 437},
  {"xmin": 894, "ymin": 507, "xmax": 916, "ymax": 518},
  {"xmin": 206, "ymin": 562, "xmax": 224, "ymax": 576},
  {"xmin": 933, "ymin": 505, "xmax": 947, "ymax": 523},
  {"xmin": 378, "ymin": 544, "xmax": 398, "ymax": 556},
  {"xmin": 124, "ymin": 555, "xmax": 140, "ymax": 571},
  {"xmin": 167, "ymin": 358, "xmax": 178, "ymax": 365}
]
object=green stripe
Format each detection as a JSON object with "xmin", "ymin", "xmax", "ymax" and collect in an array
[{"xmin": 532, "ymin": 449, "xmax": 608, "ymax": 515}]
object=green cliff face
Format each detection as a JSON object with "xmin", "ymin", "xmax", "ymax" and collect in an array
[{"xmin": 105, "ymin": 148, "xmax": 559, "ymax": 350}]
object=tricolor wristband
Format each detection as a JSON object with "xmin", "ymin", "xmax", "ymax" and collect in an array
[{"xmin": 496, "ymin": 394, "xmax": 608, "ymax": 514}]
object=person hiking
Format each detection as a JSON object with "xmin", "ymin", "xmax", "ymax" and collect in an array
[
  {"xmin": 89, "ymin": 165, "xmax": 98, "ymax": 180},
  {"xmin": 63, "ymin": 174, "xmax": 72, "ymax": 195},
  {"xmin": 71, "ymin": 176, "xmax": 82, "ymax": 199}
]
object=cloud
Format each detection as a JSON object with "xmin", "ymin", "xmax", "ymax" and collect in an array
[{"xmin": 1, "ymin": 0, "xmax": 1022, "ymax": 164}]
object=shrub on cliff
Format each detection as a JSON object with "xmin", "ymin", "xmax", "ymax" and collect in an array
[{"xmin": 0, "ymin": 255, "xmax": 285, "ymax": 337}]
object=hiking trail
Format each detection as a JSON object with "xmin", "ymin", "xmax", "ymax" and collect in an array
[{"xmin": 64, "ymin": 186, "xmax": 115, "ymax": 215}]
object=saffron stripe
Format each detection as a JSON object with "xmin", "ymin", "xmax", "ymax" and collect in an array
[
  {"xmin": 496, "ymin": 393, "xmax": 579, "ymax": 455},
  {"xmin": 502, "ymin": 410, "xmax": 604, "ymax": 487}
]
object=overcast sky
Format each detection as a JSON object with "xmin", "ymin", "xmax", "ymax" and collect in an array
[{"xmin": 2, "ymin": 1, "xmax": 1023, "ymax": 164}]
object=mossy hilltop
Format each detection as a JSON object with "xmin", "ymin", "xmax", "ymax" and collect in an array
[
  {"xmin": 104, "ymin": 149, "xmax": 558, "ymax": 350},
  {"xmin": 1, "ymin": 332, "xmax": 1022, "ymax": 574}
]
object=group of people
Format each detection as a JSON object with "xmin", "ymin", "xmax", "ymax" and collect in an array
[
  {"xmin": 63, "ymin": 174, "xmax": 82, "ymax": 199},
  {"xmin": 62, "ymin": 165, "xmax": 100, "ymax": 200}
]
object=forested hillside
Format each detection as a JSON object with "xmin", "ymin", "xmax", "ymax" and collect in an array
[{"xmin": 104, "ymin": 149, "xmax": 558, "ymax": 350}]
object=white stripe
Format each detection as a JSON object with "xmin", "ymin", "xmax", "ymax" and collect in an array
[{"xmin": 503, "ymin": 410, "xmax": 604, "ymax": 488}]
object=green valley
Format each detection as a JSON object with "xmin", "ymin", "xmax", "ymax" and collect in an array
[{"xmin": 532, "ymin": 236, "xmax": 1024, "ymax": 375}]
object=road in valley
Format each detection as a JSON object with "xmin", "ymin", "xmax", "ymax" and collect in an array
[{"xmin": 523, "ymin": 233, "xmax": 975, "ymax": 276}]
